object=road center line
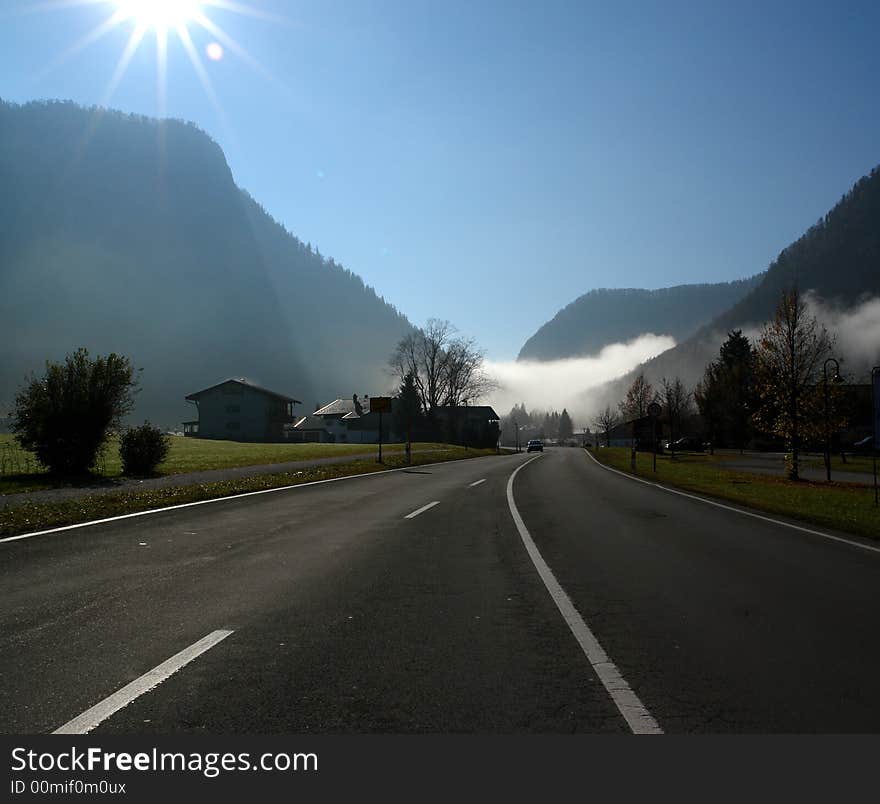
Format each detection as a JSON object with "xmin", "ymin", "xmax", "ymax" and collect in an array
[
  {"xmin": 583, "ymin": 448, "xmax": 880, "ymax": 555},
  {"xmin": 469, "ymin": 479, "xmax": 486, "ymax": 487},
  {"xmin": 404, "ymin": 501, "xmax": 440, "ymax": 519},
  {"xmin": 506, "ymin": 456, "xmax": 662, "ymax": 735},
  {"xmin": 52, "ymin": 629, "xmax": 234, "ymax": 734}
]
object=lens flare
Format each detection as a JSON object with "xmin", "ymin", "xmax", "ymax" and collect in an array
[{"xmin": 27, "ymin": 0, "xmax": 287, "ymax": 121}]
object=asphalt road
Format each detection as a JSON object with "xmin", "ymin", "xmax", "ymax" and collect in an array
[{"xmin": 3, "ymin": 448, "xmax": 880, "ymax": 734}]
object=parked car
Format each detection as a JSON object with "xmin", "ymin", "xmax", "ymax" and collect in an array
[
  {"xmin": 670, "ymin": 436, "xmax": 704, "ymax": 452},
  {"xmin": 526, "ymin": 439, "xmax": 544, "ymax": 453}
]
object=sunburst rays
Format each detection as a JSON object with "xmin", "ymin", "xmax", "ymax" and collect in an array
[{"xmin": 16, "ymin": 0, "xmax": 285, "ymax": 114}]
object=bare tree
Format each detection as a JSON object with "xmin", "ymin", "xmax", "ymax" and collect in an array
[
  {"xmin": 592, "ymin": 405, "xmax": 620, "ymax": 447},
  {"xmin": 661, "ymin": 376, "xmax": 692, "ymax": 456},
  {"xmin": 619, "ymin": 372, "xmax": 655, "ymax": 420},
  {"xmin": 754, "ymin": 288, "xmax": 834, "ymax": 481},
  {"xmin": 442, "ymin": 335, "xmax": 496, "ymax": 407},
  {"xmin": 389, "ymin": 319, "xmax": 454, "ymax": 415},
  {"xmin": 389, "ymin": 319, "xmax": 495, "ymax": 415}
]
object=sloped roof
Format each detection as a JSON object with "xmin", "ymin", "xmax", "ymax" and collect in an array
[
  {"xmin": 314, "ymin": 398, "xmax": 358, "ymax": 417},
  {"xmin": 434, "ymin": 405, "xmax": 500, "ymax": 421},
  {"xmin": 186, "ymin": 378, "xmax": 302, "ymax": 404}
]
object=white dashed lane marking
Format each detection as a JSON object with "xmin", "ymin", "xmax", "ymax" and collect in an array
[{"xmin": 404, "ymin": 501, "xmax": 440, "ymax": 519}]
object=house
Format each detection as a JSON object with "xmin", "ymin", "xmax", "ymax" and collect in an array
[
  {"xmin": 302, "ymin": 397, "xmax": 359, "ymax": 442},
  {"xmin": 288, "ymin": 414, "xmax": 330, "ymax": 443},
  {"xmin": 184, "ymin": 378, "xmax": 302, "ymax": 442},
  {"xmin": 292, "ymin": 395, "xmax": 391, "ymax": 443},
  {"xmin": 431, "ymin": 405, "xmax": 501, "ymax": 448},
  {"xmin": 339, "ymin": 408, "xmax": 393, "ymax": 444}
]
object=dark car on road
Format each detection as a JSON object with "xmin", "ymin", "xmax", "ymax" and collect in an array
[
  {"xmin": 526, "ymin": 439, "xmax": 544, "ymax": 453},
  {"xmin": 671, "ymin": 436, "xmax": 705, "ymax": 452}
]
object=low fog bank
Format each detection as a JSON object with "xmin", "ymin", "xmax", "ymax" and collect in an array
[
  {"xmin": 569, "ymin": 293, "xmax": 880, "ymax": 424},
  {"xmin": 806, "ymin": 293, "xmax": 880, "ymax": 377},
  {"xmin": 485, "ymin": 334, "xmax": 676, "ymax": 422}
]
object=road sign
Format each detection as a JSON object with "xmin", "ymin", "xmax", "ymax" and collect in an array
[{"xmin": 370, "ymin": 396, "xmax": 392, "ymax": 414}]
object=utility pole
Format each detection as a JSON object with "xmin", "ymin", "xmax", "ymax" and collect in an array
[
  {"xmin": 823, "ymin": 357, "xmax": 842, "ymax": 482},
  {"xmin": 648, "ymin": 402, "xmax": 662, "ymax": 473},
  {"xmin": 873, "ymin": 366, "xmax": 879, "ymax": 507}
]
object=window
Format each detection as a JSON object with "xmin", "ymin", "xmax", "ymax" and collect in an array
[
  {"xmin": 226, "ymin": 404, "xmax": 240, "ymax": 414},
  {"xmin": 226, "ymin": 422, "xmax": 240, "ymax": 431}
]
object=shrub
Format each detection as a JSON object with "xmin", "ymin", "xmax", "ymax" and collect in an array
[
  {"xmin": 119, "ymin": 422, "xmax": 170, "ymax": 476},
  {"xmin": 11, "ymin": 348, "xmax": 138, "ymax": 475}
]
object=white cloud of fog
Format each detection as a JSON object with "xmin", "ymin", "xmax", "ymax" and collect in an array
[
  {"xmin": 804, "ymin": 293, "xmax": 880, "ymax": 376},
  {"xmin": 485, "ymin": 334, "xmax": 676, "ymax": 421}
]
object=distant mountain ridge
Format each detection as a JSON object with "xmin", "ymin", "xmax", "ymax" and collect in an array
[
  {"xmin": 518, "ymin": 277, "xmax": 762, "ymax": 362},
  {"xmin": 0, "ymin": 99, "xmax": 412, "ymax": 426},
  {"xmin": 588, "ymin": 163, "xmax": 880, "ymax": 410}
]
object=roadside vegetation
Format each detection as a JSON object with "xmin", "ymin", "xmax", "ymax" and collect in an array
[
  {"xmin": 0, "ymin": 434, "xmax": 462, "ymax": 494},
  {"xmin": 0, "ymin": 446, "xmax": 502, "ymax": 537},
  {"xmin": 588, "ymin": 446, "xmax": 879, "ymax": 541}
]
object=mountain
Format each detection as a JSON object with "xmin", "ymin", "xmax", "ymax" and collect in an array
[
  {"xmin": 589, "ymin": 164, "xmax": 880, "ymax": 410},
  {"xmin": 518, "ymin": 277, "xmax": 762, "ymax": 362},
  {"xmin": 687, "ymin": 166, "xmax": 880, "ymax": 336},
  {"xmin": 0, "ymin": 100, "xmax": 412, "ymax": 427}
]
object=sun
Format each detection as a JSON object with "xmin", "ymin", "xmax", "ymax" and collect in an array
[
  {"xmin": 114, "ymin": 0, "xmax": 204, "ymax": 32},
  {"xmin": 115, "ymin": 0, "xmax": 203, "ymax": 32},
  {"xmin": 29, "ymin": 0, "xmax": 286, "ymax": 119}
]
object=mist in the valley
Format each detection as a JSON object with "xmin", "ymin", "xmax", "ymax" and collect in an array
[
  {"xmin": 806, "ymin": 293, "xmax": 880, "ymax": 378},
  {"xmin": 485, "ymin": 334, "xmax": 676, "ymax": 422},
  {"xmin": 559, "ymin": 293, "xmax": 880, "ymax": 426}
]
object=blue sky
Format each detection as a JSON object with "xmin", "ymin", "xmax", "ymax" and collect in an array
[{"xmin": 2, "ymin": 0, "xmax": 879, "ymax": 359}]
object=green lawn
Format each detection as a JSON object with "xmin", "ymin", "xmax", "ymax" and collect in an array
[
  {"xmin": 0, "ymin": 446, "xmax": 503, "ymax": 537},
  {"xmin": 803, "ymin": 453, "xmax": 877, "ymax": 475},
  {"xmin": 588, "ymin": 447, "xmax": 880, "ymax": 541},
  {"xmin": 0, "ymin": 434, "xmax": 455, "ymax": 494}
]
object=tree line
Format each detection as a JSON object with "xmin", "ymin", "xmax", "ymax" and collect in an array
[
  {"xmin": 499, "ymin": 404, "xmax": 575, "ymax": 446},
  {"xmin": 592, "ymin": 287, "xmax": 861, "ymax": 481}
]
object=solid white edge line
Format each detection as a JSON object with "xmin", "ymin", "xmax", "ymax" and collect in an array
[
  {"xmin": 583, "ymin": 448, "xmax": 880, "ymax": 556},
  {"xmin": 52, "ymin": 629, "xmax": 234, "ymax": 735},
  {"xmin": 404, "ymin": 501, "xmax": 440, "ymax": 519},
  {"xmin": 506, "ymin": 455, "xmax": 662, "ymax": 735},
  {"xmin": 469, "ymin": 479, "xmax": 486, "ymax": 487},
  {"xmin": 1, "ymin": 453, "xmax": 508, "ymax": 545}
]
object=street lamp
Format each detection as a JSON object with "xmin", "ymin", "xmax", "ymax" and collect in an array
[{"xmin": 823, "ymin": 357, "xmax": 843, "ymax": 482}]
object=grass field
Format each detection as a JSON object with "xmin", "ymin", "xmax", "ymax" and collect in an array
[
  {"xmin": 803, "ymin": 453, "xmax": 877, "ymax": 475},
  {"xmin": 0, "ymin": 434, "xmax": 453, "ymax": 494},
  {"xmin": 0, "ymin": 446, "xmax": 502, "ymax": 537},
  {"xmin": 588, "ymin": 447, "xmax": 880, "ymax": 541}
]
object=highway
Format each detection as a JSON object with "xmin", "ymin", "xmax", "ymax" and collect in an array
[{"xmin": 3, "ymin": 447, "xmax": 880, "ymax": 734}]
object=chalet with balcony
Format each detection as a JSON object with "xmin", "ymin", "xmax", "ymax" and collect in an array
[{"xmin": 184, "ymin": 378, "xmax": 302, "ymax": 442}]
